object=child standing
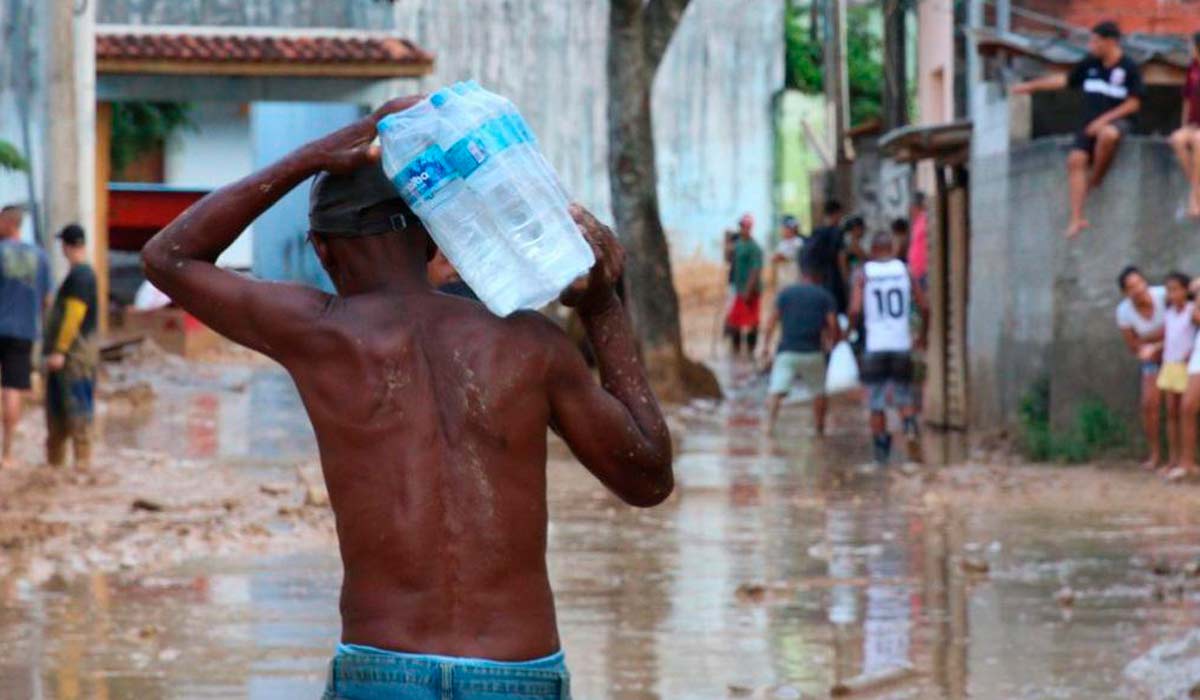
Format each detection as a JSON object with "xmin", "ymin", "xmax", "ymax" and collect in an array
[
  {"xmin": 1157, "ymin": 272, "xmax": 1195, "ymax": 474},
  {"xmin": 1176, "ymin": 277, "xmax": 1200, "ymax": 480}
]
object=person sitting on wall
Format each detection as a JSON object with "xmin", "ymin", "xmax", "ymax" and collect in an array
[
  {"xmin": 1169, "ymin": 33, "xmax": 1200, "ymax": 218},
  {"xmin": 1012, "ymin": 21, "xmax": 1144, "ymax": 240}
]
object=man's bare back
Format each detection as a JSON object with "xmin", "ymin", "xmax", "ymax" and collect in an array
[{"xmin": 142, "ymin": 98, "xmax": 673, "ymax": 666}]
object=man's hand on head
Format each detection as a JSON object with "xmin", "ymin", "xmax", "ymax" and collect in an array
[
  {"xmin": 560, "ymin": 204, "xmax": 625, "ymax": 317},
  {"xmin": 304, "ymin": 95, "xmax": 426, "ymax": 175}
]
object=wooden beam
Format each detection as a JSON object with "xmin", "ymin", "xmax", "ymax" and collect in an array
[
  {"xmin": 946, "ymin": 183, "xmax": 969, "ymax": 429},
  {"xmin": 95, "ymin": 102, "xmax": 112, "ymax": 335},
  {"xmin": 96, "ymin": 58, "xmax": 432, "ymax": 79},
  {"xmin": 925, "ymin": 170, "xmax": 949, "ymax": 427}
]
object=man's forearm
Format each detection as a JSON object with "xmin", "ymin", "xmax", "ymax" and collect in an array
[
  {"xmin": 144, "ymin": 148, "xmax": 321, "ymax": 272},
  {"xmin": 1015, "ymin": 75, "xmax": 1064, "ymax": 94},
  {"xmin": 1093, "ymin": 98, "xmax": 1140, "ymax": 126},
  {"xmin": 580, "ymin": 295, "xmax": 670, "ymax": 456}
]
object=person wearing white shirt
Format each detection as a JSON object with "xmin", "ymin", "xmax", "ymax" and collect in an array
[{"xmin": 1115, "ymin": 266, "xmax": 1167, "ymax": 471}]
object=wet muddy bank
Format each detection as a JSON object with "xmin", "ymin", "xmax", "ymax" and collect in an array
[{"xmin": 2, "ymin": 351, "xmax": 1200, "ymax": 698}]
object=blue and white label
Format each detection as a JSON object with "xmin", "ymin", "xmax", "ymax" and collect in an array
[
  {"xmin": 395, "ymin": 145, "xmax": 455, "ymax": 203},
  {"xmin": 446, "ymin": 134, "xmax": 490, "ymax": 178},
  {"xmin": 445, "ymin": 118, "xmax": 526, "ymax": 178}
]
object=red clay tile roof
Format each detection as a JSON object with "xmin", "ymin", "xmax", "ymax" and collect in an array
[{"xmin": 96, "ymin": 26, "xmax": 434, "ymax": 77}]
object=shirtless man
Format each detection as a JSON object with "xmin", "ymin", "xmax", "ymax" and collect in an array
[{"xmin": 142, "ymin": 97, "xmax": 672, "ymax": 699}]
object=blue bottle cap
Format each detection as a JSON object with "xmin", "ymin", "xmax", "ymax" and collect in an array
[{"xmin": 431, "ymin": 90, "xmax": 449, "ymax": 107}]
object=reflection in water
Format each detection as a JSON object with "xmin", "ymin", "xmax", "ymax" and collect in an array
[{"xmin": 1, "ymin": 366, "xmax": 1198, "ymax": 698}]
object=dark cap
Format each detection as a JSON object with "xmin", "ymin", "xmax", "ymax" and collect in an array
[
  {"xmin": 1092, "ymin": 21, "xmax": 1121, "ymax": 40},
  {"xmin": 57, "ymin": 223, "xmax": 85, "ymax": 246},
  {"xmin": 781, "ymin": 214, "xmax": 799, "ymax": 230},
  {"xmin": 309, "ymin": 163, "xmax": 414, "ymax": 238}
]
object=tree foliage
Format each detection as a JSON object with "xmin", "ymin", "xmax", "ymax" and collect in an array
[
  {"xmin": 111, "ymin": 102, "xmax": 194, "ymax": 174},
  {"xmin": 0, "ymin": 140, "xmax": 28, "ymax": 172},
  {"xmin": 785, "ymin": 1, "xmax": 884, "ymax": 126}
]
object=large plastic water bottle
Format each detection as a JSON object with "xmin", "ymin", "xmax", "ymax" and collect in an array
[
  {"xmin": 377, "ymin": 100, "xmax": 528, "ymax": 315},
  {"xmin": 377, "ymin": 85, "xmax": 595, "ymax": 316}
]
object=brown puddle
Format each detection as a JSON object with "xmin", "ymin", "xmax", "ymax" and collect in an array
[{"xmin": 1, "ymin": 362, "xmax": 1199, "ymax": 698}]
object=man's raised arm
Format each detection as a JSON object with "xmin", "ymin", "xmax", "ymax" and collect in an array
[
  {"xmin": 141, "ymin": 97, "xmax": 420, "ymax": 360},
  {"xmin": 1011, "ymin": 74, "xmax": 1068, "ymax": 95},
  {"xmin": 543, "ymin": 206, "xmax": 673, "ymax": 508}
]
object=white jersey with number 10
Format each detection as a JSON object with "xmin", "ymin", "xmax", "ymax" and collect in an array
[{"xmin": 863, "ymin": 259, "xmax": 912, "ymax": 353}]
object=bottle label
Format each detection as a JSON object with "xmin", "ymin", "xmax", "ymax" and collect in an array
[
  {"xmin": 446, "ymin": 118, "xmax": 521, "ymax": 178},
  {"xmin": 508, "ymin": 114, "xmax": 537, "ymax": 145},
  {"xmin": 446, "ymin": 133, "xmax": 490, "ymax": 178},
  {"xmin": 395, "ymin": 145, "xmax": 455, "ymax": 203}
]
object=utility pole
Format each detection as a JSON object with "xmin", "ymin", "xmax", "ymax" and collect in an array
[
  {"xmin": 882, "ymin": 0, "xmax": 908, "ymax": 131},
  {"xmin": 822, "ymin": 0, "xmax": 849, "ymax": 164},
  {"xmin": 43, "ymin": 0, "xmax": 96, "ymax": 279},
  {"xmin": 995, "ymin": 0, "xmax": 1011, "ymax": 32}
]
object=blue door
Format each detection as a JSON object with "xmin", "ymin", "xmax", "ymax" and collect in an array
[{"xmin": 250, "ymin": 102, "xmax": 364, "ymax": 290}]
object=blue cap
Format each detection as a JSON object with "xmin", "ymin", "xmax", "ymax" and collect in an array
[{"xmin": 431, "ymin": 90, "xmax": 449, "ymax": 107}]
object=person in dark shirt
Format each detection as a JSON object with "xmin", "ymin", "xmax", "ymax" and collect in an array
[
  {"xmin": 1013, "ymin": 20, "xmax": 1143, "ymax": 239},
  {"xmin": 1169, "ymin": 32, "xmax": 1200, "ymax": 218},
  {"xmin": 803, "ymin": 200, "xmax": 848, "ymax": 313},
  {"xmin": 43, "ymin": 224, "xmax": 99, "ymax": 469},
  {"xmin": 890, "ymin": 218, "xmax": 910, "ymax": 262},
  {"xmin": 760, "ymin": 261, "xmax": 840, "ymax": 434}
]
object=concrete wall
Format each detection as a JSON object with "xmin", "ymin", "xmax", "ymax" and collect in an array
[
  {"xmin": 393, "ymin": 0, "xmax": 785, "ymax": 260},
  {"xmin": 969, "ymin": 131, "xmax": 1198, "ymax": 430},
  {"xmin": 99, "ymin": 1, "xmax": 394, "ymax": 28}
]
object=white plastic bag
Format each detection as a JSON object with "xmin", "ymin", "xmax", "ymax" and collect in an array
[{"xmin": 825, "ymin": 341, "xmax": 860, "ymax": 394}]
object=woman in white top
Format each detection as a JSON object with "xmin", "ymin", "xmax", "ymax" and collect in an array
[{"xmin": 1115, "ymin": 266, "xmax": 1167, "ymax": 471}]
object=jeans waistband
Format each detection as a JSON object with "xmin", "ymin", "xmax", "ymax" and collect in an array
[
  {"xmin": 337, "ymin": 642, "xmax": 566, "ymax": 669},
  {"xmin": 325, "ymin": 643, "xmax": 571, "ymax": 700}
]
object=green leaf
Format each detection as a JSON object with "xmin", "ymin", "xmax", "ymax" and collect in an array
[
  {"xmin": 111, "ymin": 102, "xmax": 195, "ymax": 175},
  {"xmin": 0, "ymin": 140, "xmax": 29, "ymax": 173}
]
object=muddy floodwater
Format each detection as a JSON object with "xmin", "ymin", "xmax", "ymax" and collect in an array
[{"xmin": 1, "ymin": 361, "xmax": 1199, "ymax": 699}]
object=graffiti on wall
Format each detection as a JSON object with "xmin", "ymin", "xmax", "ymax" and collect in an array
[{"xmin": 852, "ymin": 144, "xmax": 912, "ymax": 233}]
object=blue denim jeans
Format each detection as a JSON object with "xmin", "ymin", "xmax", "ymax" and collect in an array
[{"xmin": 322, "ymin": 643, "xmax": 571, "ymax": 700}]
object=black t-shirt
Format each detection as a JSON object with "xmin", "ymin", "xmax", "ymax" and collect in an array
[
  {"xmin": 776, "ymin": 283, "xmax": 836, "ymax": 353},
  {"xmin": 44, "ymin": 264, "xmax": 98, "ymax": 351},
  {"xmin": 801, "ymin": 225, "xmax": 847, "ymax": 312},
  {"xmin": 1068, "ymin": 55, "xmax": 1144, "ymax": 126}
]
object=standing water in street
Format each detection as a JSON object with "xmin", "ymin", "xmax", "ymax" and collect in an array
[{"xmin": 378, "ymin": 83, "xmax": 594, "ymax": 316}]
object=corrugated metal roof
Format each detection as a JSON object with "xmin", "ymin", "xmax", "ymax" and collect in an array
[{"xmin": 974, "ymin": 28, "xmax": 1192, "ymax": 70}]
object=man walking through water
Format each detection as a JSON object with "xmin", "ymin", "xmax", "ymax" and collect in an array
[
  {"xmin": 0, "ymin": 205, "xmax": 50, "ymax": 469},
  {"xmin": 1012, "ymin": 21, "xmax": 1143, "ymax": 239},
  {"xmin": 760, "ymin": 260, "xmax": 839, "ymax": 434},
  {"xmin": 43, "ymin": 224, "xmax": 99, "ymax": 469},
  {"xmin": 849, "ymin": 232, "xmax": 928, "ymax": 465},
  {"xmin": 143, "ymin": 97, "xmax": 673, "ymax": 699}
]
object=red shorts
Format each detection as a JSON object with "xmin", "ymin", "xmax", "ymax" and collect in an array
[{"xmin": 726, "ymin": 293, "xmax": 761, "ymax": 331}]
